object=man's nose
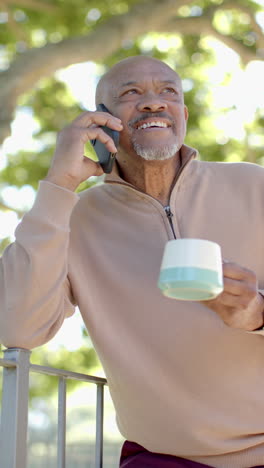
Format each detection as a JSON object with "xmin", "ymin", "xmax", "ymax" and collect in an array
[{"xmin": 136, "ymin": 95, "xmax": 167, "ymax": 113}]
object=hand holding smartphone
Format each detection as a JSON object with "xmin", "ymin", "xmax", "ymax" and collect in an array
[{"xmin": 92, "ymin": 103, "xmax": 120, "ymax": 174}]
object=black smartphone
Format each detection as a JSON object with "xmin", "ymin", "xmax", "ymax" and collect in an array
[{"xmin": 92, "ymin": 103, "xmax": 120, "ymax": 174}]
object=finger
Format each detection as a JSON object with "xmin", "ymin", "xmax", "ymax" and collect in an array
[
  {"xmin": 81, "ymin": 127, "xmax": 119, "ymax": 152},
  {"xmin": 222, "ymin": 277, "xmax": 252, "ymax": 296},
  {"xmin": 216, "ymin": 291, "xmax": 253, "ymax": 309},
  {"xmin": 82, "ymin": 158, "xmax": 104, "ymax": 176},
  {"xmin": 74, "ymin": 111, "xmax": 123, "ymax": 130},
  {"xmin": 223, "ymin": 262, "xmax": 257, "ymax": 283}
]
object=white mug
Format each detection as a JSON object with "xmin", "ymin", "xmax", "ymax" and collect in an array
[{"xmin": 158, "ymin": 238, "xmax": 223, "ymax": 300}]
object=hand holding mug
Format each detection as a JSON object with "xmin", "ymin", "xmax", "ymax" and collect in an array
[{"xmin": 201, "ymin": 261, "xmax": 264, "ymax": 331}]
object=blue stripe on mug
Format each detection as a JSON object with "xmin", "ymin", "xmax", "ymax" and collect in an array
[{"xmin": 158, "ymin": 266, "xmax": 223, "ymax": 300}]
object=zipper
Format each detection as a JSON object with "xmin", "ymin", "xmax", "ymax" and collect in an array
[
  {"xmin": 164, "ymin": 205, "xmax": 176, "ymax": 239},
  {"xmin": 105, "ymin": 150, "xmax": 195, "ymax": 240},
  {"xmin": 105, "ymin": 179, "xmax": 178, "ymax": 239}
]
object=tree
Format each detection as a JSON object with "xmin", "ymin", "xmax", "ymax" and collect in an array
[
  {"xmin": 0, "ymin": 0, "xmax": 263, "ymax": 195},
  {"xmin": 0, "ymin": 0, "xmax": 263, "ymax": 139}
]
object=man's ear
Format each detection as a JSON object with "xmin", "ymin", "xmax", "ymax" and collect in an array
[{"xmin": 184, "ymin": 105, "xmax": 189, "ymax": 122}]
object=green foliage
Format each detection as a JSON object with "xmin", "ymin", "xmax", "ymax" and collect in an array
[
  {"xmin": 29, "ymin": 343, "xmax": 101, "ymax": 399},
  {"xmin": 0, "ymin": 149, "xmax": 52, "ymax": 189},
  {"xmin": 27, "ymin": 79, "xmax": 82, "ymax": 133},
  {"xmin": 0, "ymin": 0, "xmax": 143, "ymax": 54},
  {"xmin": 0, "ymin": 237, "xmax": 12, "ymax": 254}
]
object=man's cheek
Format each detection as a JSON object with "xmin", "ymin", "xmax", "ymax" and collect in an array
[
  {"xmin": 118, "ymin": 130, "xmax": 133, "ymax": 151},
  {"xmin": 120, "ymin": 124, "xmax": 133, "ymax": 141}
]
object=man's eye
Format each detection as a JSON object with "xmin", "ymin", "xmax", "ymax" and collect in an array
[
  {"xmin": 123, "ymin": 89, "xmax": 138, "ymax": 95},
  {"xmin": 162, "ymin": 88, "xmax": 177, "ymax": 94}
]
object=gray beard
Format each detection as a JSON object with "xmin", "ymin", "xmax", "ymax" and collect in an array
[{"xmin": 131, "ymin": 138, "xmax": 181, "ymax": 161}]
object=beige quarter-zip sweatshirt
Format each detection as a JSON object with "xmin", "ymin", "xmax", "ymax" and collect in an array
[{"xmin": 1, "ymin": 144, "xmax": 264, "ymax": 467}]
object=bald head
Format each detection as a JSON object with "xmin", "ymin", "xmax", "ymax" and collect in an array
[{"xmin": 95, "ymin": 55, "xmax": 182, "ymax": 107}]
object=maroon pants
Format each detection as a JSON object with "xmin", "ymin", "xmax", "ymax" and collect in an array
[{"xmin": 120, "ymin": 441, "xmax": 264, "ymax": 468}]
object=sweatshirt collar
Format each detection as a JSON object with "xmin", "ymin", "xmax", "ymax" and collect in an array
[{"xmin": 104, "ymin": 144, "xmax": 198, "ymax": 186}]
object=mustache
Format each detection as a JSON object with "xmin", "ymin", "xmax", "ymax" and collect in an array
[{"xmin": 128, "ymin": 113, "xmax": 175, "ymax": 129}]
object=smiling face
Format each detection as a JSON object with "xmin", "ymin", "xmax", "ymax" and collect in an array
[{"xmin": 96, "ymin": 56, "xmax": 188, "ymax": 161}]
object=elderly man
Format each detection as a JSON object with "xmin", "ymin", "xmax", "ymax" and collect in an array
[{"xmin": 1, "ymin": 56, "xmax": 264, "ymax": 468}]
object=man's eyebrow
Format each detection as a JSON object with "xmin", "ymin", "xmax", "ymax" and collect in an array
[
  {"xmin": 120, "ymin": 81, "xmax": 138, "ymax": 88},
  {"xmin": 160, "ymin": 80, "xmax": 179, "ymax": 85},
  {"xmin": 120, "ymin": 79, "xmax": 179, "ymax": 88}
]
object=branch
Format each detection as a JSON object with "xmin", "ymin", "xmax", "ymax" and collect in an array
[
  {"xmin": 163, "ymin": 15, "xmax": 262, "ymax": 63},
  {"xmin": 2, "ymin": 0, "xmax": 27, "ymax": 41},
  {"xmin": 220, "ymin": 1, "xmax": 264, "ymax": 42},
  {"xmin": 206, "ymin": 1, "xmax": 264, "ymax": 55}
]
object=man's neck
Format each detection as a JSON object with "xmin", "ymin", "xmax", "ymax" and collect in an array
[{"xmin": 116, "ymin": 151, "xmax": 182, "ymax": 206}]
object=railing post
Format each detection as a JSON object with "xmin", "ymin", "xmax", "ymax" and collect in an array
[
  {"xmin": 95, "ymin": 383, "xmax": 104, "ymax": 468},
  {"xmin": 57, "ymin": 377, "xmax": 67, "ymax": 468},
  {"xmin": 0, "ymin": 348, "xmax": 31, "ymax": 468}
]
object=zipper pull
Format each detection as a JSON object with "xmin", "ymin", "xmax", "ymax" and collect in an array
[
  {"xmin": 164, "ymin": 206, "xmax": 176, "ymax": 239},
  {"xmin": 164, "ymin": 205, "xmax": 173, "ymax": 219}
]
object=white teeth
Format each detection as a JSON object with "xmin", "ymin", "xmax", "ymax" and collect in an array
[{"xmin": 137, "ymin": 121, "xmax": 168, "ymax": 130}]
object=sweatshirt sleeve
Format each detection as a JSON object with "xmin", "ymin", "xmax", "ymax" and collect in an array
[
  {"xmin": 0, "ymin": 181, "xmax": 80, "ymax": 350},
  {"xmin": 248, "ymin": 289, "xmax": 264, "ymax": 336},
  {"xmin": 244, "ymin": 289, "xmax": 264, "ymax": 336}
]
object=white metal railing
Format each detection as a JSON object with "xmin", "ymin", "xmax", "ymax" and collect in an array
[{"xmin": 0, "ymin": 348, "xmax": 107, "ymax": 468}]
